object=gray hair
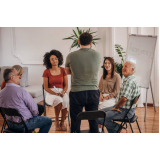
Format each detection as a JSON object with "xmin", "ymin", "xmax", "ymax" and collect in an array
[
  {"xmin": 12, "ymin": 65, "xmax": 23, "ymax": 75},
  {"xmin": 3, "ymin": 68, "xmax": 15, "ymax": 82},
  {"xmin": 124, "ymin": 61, "xmax": 136, "ymax": 73}
]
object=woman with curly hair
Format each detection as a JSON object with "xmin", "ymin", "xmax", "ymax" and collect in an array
[
  {"xmin": 43, "ymin": 49, "xmax": 69, "ymax": 131},
  {"xmin": 1, "ymin": 65, "xmax": 23, "ymax": 90}
]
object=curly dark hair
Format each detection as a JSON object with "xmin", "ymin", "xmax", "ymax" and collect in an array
[{"xmin": 43, "ymin": 50, "xmax": 63, "ymax": 69}]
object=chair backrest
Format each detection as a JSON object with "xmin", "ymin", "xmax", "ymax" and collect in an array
[
  {"xmin": 76, "ymin": 110, "xmax": 106, "ymax": 121},
  {"xmin": 124, "ymin": 94, "xmax": 140, "ymax": 118},
  {"xmin": 1, "ymin": 107, "xmax": 22, "ymax": 117},
  {"xmin": 130, "ymin": 95, "xmax": 140, "ymax": 108},
  {"xmin": 0, "ymin": 107, "xmax": 29, "ymax": 132},
  {"xmin": 42, "ymin": 84, "xmax": 51, "ymax": 106},
  {"xmin": 42, "ymin": 84, "xmax": 45, "ymax": 102},
  {"xmin": 74, "ymin": 110, "xmax": 106, "ymax": 133}
]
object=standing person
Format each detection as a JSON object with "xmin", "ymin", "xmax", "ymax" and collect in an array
[
  {"xmin": 1, "ymin": 65, "xmax": 23, "ymax": 90},
  {"xmin": 99, "ymin": 57, "xmax": 121, "ymax": 109},
  {"xmin": 43, "ymin": 50, "xmax": 69, "ymax": 131},
  {"xmin": 0, "ymin": 68, "xmax": 52, "ymax": 133},
  {"xmin": 65, "ymin": 32, "xmax": 101, "ymax": 133},
  {"xmin": 98, "ymin": 61, "xmax": 140, "ymax": 133}
]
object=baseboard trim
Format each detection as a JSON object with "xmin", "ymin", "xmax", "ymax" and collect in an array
[{"xmin": 143, "ymin": 103, "xmax": 159, "ymax": 107}]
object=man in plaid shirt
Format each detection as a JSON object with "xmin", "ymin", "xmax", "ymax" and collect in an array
[{"xmin": 98, "ymin": 61, "xmax": 140, "ymax": 133}]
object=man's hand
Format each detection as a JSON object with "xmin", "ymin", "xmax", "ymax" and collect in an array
[{"xmin": 111, "ymin": 107, "xmax": 122, "ymax": 113}]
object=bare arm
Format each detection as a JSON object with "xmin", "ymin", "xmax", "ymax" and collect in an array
[
  {"xmin": 61, "ymin": 75, "xmax": 68, "ymax": 96},
  {"xmin": 43, "ymin": 77, "xmax": 61, "ymax": 96},
  {"xmin": 65, "ymin": 67, "xmax": 71, "ymax": 75},
  {"xmin": 111, "ymin": 96, "xmax": 127, "ymax": 113}
]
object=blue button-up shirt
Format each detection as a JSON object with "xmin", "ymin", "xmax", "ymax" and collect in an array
[{"xmin": 0, "ymin": 83, "xmax": 39, "ymax": 123}]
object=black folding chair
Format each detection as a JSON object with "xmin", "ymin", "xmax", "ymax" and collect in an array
[
  {"xmin": 0, "ymin": 107, "xmax": 7, "ymax": 133},
  {"xmin": 74, "ymin": 110, "xmax": 106, "ymax": 133},
  {"xmin": 0, "ymin": 107, "xmax": 31, "ymax": 133},
  {"xmin": 42, "ymin": 84, "xmax": 70, "ymax": 126},
  {"xmin": 112, "ymin": 95, "xmax": 141, "ymax": 133}
]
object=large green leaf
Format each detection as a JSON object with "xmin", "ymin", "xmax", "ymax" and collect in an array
[
  {"xmin": 63, "ymin": 27, "xmax": 101, "ymax": 50},
  {"xmin": 92, "ymin": 41, "xmax": 96, "ymax": 45},
  {"xmin": 93, "ymin": 38, "xmax": 101, "ymax": 40},
  {"xmin": 77, "ymin": 27, "xmax": 81, "ymax": 35},
  {"xmin": 73, "ymin": 29, "xmax": 78, "ymax": 38},
  {"xmin": 70, "ymin": 40, "xmax": 79, "ymax": 50},
  {"xmin": 63, "ymin": 35, "xmax": 75, "ymax": 40},
  {"xmin": 89, "ymin": 31, "xmax": 97, "ymax": 34}
]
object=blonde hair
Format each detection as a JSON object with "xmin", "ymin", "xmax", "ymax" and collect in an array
[{"xmin": 12, "ymin": 65, "xmax": 23, "ymax": 75}]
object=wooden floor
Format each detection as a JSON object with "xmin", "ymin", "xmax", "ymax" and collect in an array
[{"xmin": 0, "ymin": 103, "xmax": 159, "ymax": 133}]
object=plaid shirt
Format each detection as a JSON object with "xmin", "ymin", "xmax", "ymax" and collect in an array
[{"xmin": 115, "ymin": 74, "xmax": 140, "ymax": 109}]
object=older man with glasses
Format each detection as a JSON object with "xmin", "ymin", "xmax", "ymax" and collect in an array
[{"xmin": 0, "ymin": 68, "xmax": 52, "ymax": 133}]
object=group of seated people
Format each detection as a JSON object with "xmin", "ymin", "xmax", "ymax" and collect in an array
[{"xmin": 0, "ymin": 48, "xmax": 140, "ymax": 133}]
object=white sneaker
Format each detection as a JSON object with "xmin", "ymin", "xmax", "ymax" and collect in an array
[{"xmin": 99, "ymin": 128, "xmax": 102, "ymax": 133}]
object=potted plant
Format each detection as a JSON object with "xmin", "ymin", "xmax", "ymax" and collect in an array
[
  {"xmin": 115, "ymin": 44, "xmax": 126, "ymax": 78},
  {"xmin": 63, "ymin": 27, "xmax": 101, "ymax": 50}
]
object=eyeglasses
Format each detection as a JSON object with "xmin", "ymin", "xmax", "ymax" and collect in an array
[
  {"xmin": 51, "ymin": 58, "xmax": 58, "ymax": 61},
  {"xmin": 11, "ymin": 74, "xmax": 20, "ymax": 78}
]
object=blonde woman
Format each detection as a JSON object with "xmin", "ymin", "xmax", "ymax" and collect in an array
[{"xmin": 1, "ymin": 65, "xmax": 23, "ymax": 90}]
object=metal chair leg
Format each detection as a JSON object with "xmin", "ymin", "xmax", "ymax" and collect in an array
[
  {"xmin": 68, "ymin": 111, "xmax": 70, "ymax": 126},
  {"xmin": 129, "ymin": 122, "xmax": 134, "ymax": 133},
  {"xmin": 117, "ymin": 122, "xmax": 124, "ymax": 133},
  {"xmin": 136, "ymin": 120, "xmax": 141, "ymax": 133},
  {"xmin": 1, "ymin": 120, "xmax": 7, "ymax": 133}
]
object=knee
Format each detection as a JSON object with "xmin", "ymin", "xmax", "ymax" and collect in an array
[
  {"xmin": 55, "ymin": 97, "xmax": 63, "ymax": 104},
  {"xmin": 45, "ymin": 117, "xmax": 52, "ymax": 125},
  {"xmin": 98, "ymin": 118, "xmax": 105, "ymax": 125}
]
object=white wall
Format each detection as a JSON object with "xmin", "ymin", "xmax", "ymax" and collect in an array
[
  {"xmin": 0, "ymin": 27, "xmax": 159, "ymax": 107},
  {"xmin": 110, "ymin": 27, "xmax": 159, "ymax": 107}
]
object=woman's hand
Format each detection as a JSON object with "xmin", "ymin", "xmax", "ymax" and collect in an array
[
  {"xmin": 55, "ymin": 93, "xmax": 63, "ymax": 97},
  {"xmin": 60, "ymin": 90, "xmax": 66, "ymax": 97},
  {"xmin": 104, "ymin": 94, "xmax": 113, "ymax": 100},
  {"xmin": 99, "ymin": 94, "xmax": 104, "ymax": 102}
]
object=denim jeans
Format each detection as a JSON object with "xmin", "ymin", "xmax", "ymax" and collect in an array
[
  {"xmin": 98, "ymin": 106, "xmax": 136, "ymax": 133},
  {"xmin": 70, "ymin": 90, "xmax": 100, "ymax": 133},
  {"xmin": 7, "ymin": 116, "xmax": 52, "ymax": 133}
]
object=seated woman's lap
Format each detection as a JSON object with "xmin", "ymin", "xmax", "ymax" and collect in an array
[{"xmin": 45, "ymin": 87, "xmax": 69, "ymax": 110}]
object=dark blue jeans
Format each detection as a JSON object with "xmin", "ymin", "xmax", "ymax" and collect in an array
[
  {"xmin": 69, "ymin": 90, "xmax": 100, "ymax": 133},
  {"xmin": 7, "ymin": 116, "xmax": 52, "ymax": 133},
  {"xmin": 98, "ymin": 106, "xmax": 136, "ymax": 133},
  {"xmin": 7, "ymin": 104, "xmax": 52, "ymax": 133}
]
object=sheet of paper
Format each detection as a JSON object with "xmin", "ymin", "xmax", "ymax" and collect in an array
[{"xmin": 99, "ymin": 99, "xmax": 108, "ymax": 105}]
